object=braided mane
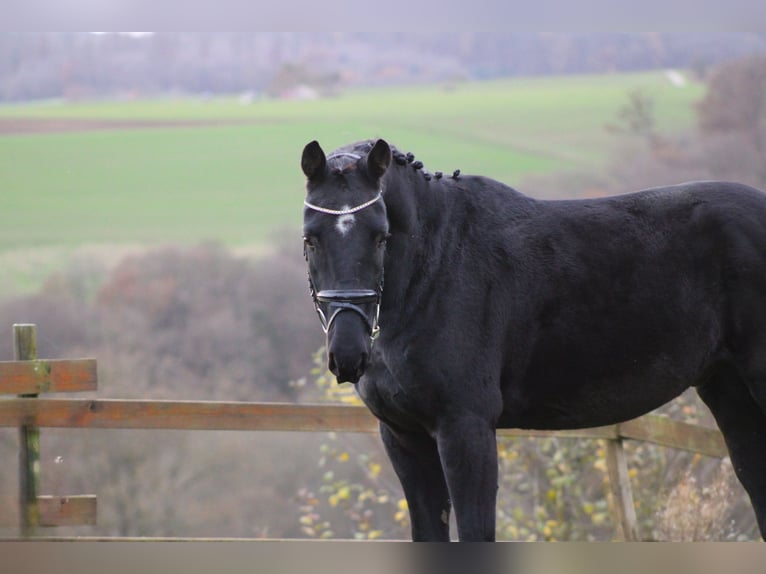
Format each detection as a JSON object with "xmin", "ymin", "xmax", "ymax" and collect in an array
[{"xmin": 330, "ymin": 139, "xmax": 460, "ymax": 182}]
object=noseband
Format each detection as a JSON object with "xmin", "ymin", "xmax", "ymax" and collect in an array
[
  {"xmin": 310, "ymin": 287, "xmax": 382, "ymax": 341},
  {"xmin": 304, "ymin": 184, "xmax": 385, "ymax": 343}
]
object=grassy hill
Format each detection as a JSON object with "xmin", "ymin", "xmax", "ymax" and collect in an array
[{"xmin": 0, "ymin": 71, "xmax": 703, "ymax": 293}]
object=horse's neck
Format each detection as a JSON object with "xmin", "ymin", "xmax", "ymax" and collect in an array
[
  {"xmin": 383, "ymin": 170, "xmax": 419, "ymax": 236},
  {"xmin": 384, "ymin": 168, "xmax": 447, "ymax": 235},
  {"xmin": 380, "ymin": 170, "xmax": 537, "ymax": 308},
  {"xmin": 381, "ymin": 169, "xmax": 447, "ymax": 303}
]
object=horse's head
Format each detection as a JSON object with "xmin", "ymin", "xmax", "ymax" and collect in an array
[{"xmin": 301, "ymin": 138, "xmax": 392, "ymax": 384}]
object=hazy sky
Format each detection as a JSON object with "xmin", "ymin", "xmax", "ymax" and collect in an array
[{"xmin": 4, "ymin": 0, "xmax": 766, "ymax": 32}]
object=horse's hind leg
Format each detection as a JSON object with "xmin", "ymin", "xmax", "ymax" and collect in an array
[
  {"xmin": 697, "ymin": 365, "xmax": 766, "ymax": 539},
  {"xmin": 380, "ymin": 423, "xmax": 451, "ymax": 541}
]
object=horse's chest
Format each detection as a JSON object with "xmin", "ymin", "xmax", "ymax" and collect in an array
[
  {"xmin": 357, "ymin": 376, "xmax": 423, "ymax": 432},
  {"xmin": 356, "ymin": 352, "xmax": 455, "ymax": 432}
]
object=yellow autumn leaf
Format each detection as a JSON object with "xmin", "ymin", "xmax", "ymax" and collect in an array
[
  {"xmin": 546, "ymin": 489, "xmax": 556, "ymax": 502},
  {"xmin": 358, "ymin": 490, "xmax": 374, "ymax": 503}
]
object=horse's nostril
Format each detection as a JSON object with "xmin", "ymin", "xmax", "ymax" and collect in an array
[{"xmin": 327, "ymin": 350, "xmax": 368, "ymax": 384}]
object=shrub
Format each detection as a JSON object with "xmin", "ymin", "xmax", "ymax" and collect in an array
[{"xmin": 297, "ymin": 360, "xmax": 759, "ymax": 540}]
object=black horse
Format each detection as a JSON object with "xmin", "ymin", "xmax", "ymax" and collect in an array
[{"xmin": 301, "ymin": 138, "xmax": 766, "ymax": 541}]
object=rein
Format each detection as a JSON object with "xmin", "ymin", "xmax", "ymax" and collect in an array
[{"xmin": 303, "ymin": 185, "xmax": 385, "ymax": 343}]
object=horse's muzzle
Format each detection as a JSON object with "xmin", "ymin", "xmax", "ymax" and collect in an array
[
  {"xmin": 328, "ymin": 348, "xmax": 369, "ymax": 384},
  {"xmin": 325, "ymin": 310, "xmax": 373, "ymax": 384}
]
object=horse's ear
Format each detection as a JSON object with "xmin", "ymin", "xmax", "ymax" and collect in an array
[
  {"xmin": 302, "ymin": 140, "xmax": 327, "ymax": 181},
  {"xmin": 367, "ymin": 139, "xmax": 391, "ymax": 181}
]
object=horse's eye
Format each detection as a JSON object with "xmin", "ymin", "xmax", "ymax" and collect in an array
[{"xmin": 303, "ymin": 236, "xmax": 317, "ymax": 250}]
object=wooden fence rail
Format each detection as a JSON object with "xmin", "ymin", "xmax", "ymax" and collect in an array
[
  {"xmin": 0, "ymin": 324, "xmax": 728, "ymax": 541},
  {"xmin": 0, "ymin": 398, "xmax": 727, "ymax": 453}
]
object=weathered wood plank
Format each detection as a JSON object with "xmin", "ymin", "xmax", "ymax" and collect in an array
[
  {"xmin": 0, "ymin": 359, "xmax": 97, "ymax": 395},
  {"xmin": 0, "ymin": 399, "xmax": 726, "ymax": 454},
  {"xmin": 15, "ymin": 324, "xmax": 40, "ymax": 537},
  {"xmin": 605, "ymin": 439, "xmax": 639, "ymax": 541},
  {"xmin": 0, "ymin": 495, "xmax": 97, "ymax": 527},
  {"xmin": 498, "ymin": 426, "xmax": 619, "ymax": 440},
  {"xmin": 0, "ymin": 399, "xmax": 382, "ymax": 433},
  {"xmin": 618, "ymin": 414, "xmax": 727, "ymax": 458},
  {"xmin": 38, "ymin": 495, "xmax": 97, "ymax": 527}
]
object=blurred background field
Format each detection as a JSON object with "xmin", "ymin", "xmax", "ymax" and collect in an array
[
  {"xmin": 0, "ymin": 72, "xmax": 700, "ymax": 248},
  {"xmin": 0, "ymin": 71, "xmax": 703, "ymax": 297},
  {"xmin": 1, "ymin": 33, "xmax": 766, "ymax": 541}
]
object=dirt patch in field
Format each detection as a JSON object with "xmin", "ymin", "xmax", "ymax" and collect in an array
[{"xmin": 0, "ymin": 117, "xmax": 263, "ymax": 135}]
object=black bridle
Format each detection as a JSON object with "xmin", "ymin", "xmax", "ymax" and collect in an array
[
  {"xmin": 303, "ymin": 182, "xmax": 385, "ymax": 343},
  {"xmin": 307, "ymin": 280, "xmax": 383, "ymax": 342}
]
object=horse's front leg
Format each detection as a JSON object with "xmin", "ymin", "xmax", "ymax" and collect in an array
[
  {"xmin": 380, "ymin": 422, "xmax": 452, "ymax": 541},
  {"xmin": 436, "ymin": 416, "xmax": 498, "ymax": 541}
]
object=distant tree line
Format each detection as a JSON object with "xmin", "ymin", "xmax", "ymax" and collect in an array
[
  {"xmin": 606, "ymin": 55, "xmax": 766, "ymax": 193},
  {"xmin": 3, "ymin": 32, "xmax": 766, "ymax": 101}
]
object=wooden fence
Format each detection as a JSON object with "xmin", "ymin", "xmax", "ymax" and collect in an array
[{"xmin": 0, "ymin": 324, "xmax": 728, "ymax": 541}]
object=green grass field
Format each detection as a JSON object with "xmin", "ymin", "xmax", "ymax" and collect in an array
[{"xmin": 0, "ymin": 71, "xmax": 704, "ymax": 294}]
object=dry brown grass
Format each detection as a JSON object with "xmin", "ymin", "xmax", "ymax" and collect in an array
[{"xmin": 654, "ymin": 459, "xmax": 737, "ymax": 541}]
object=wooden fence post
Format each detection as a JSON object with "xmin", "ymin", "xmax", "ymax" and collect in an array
[
  {"xmin": 15, "ymin": 323, "xmax": 40, "ymax": 537},
  {"xmin": 605, "ymin": 437, "xmax": 639, "ymax": 541}
]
